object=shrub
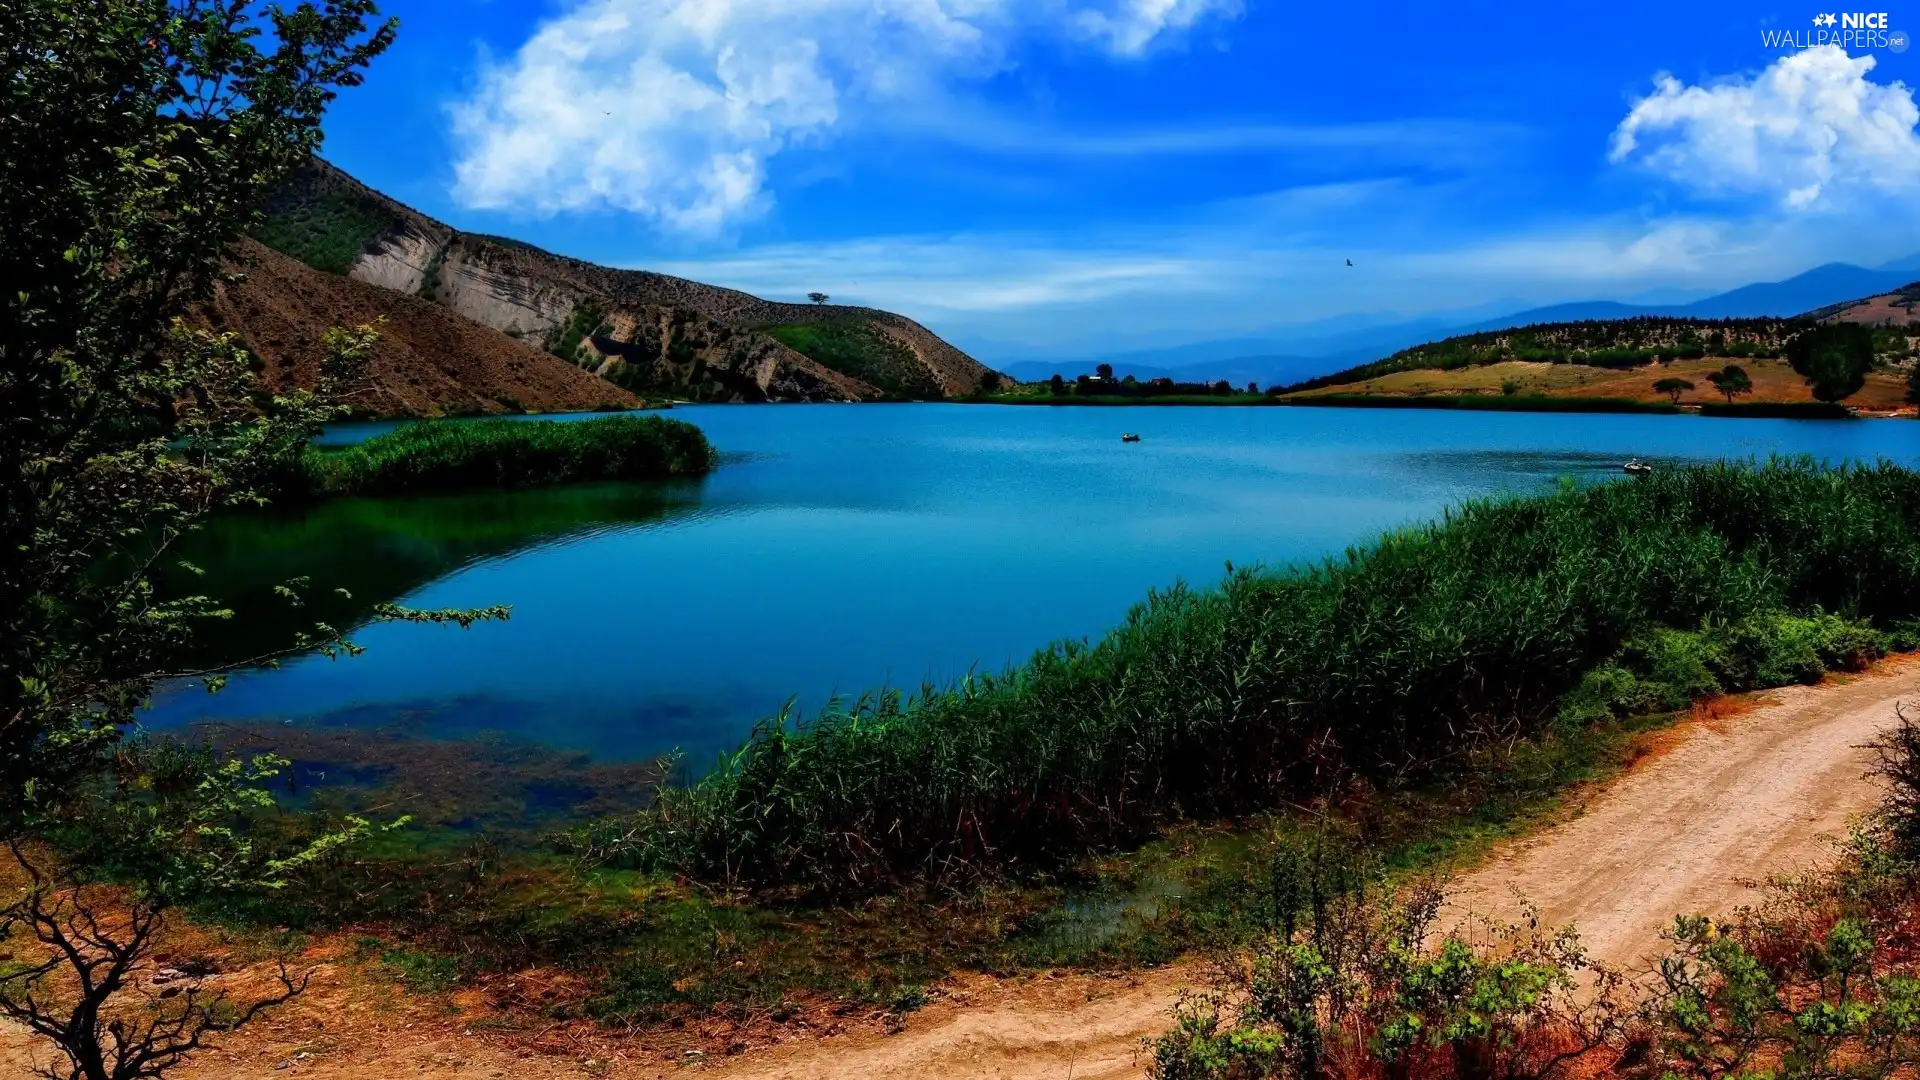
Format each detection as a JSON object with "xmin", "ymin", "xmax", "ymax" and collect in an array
[{"xmin": 1149, "ymin": 840, "xmax": 1619, "ymax": 1080}]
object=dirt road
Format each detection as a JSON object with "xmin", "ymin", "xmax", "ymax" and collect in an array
[{"xmin": 7, "ymin": 660, "xmax": 1915, "ymax": 1080}]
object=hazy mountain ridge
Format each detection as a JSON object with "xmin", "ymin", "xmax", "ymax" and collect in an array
[
  {"xmin": 254, "ymin": 160, "xmax": 1000, "ymax": 403},
  {"xmin": 1003, "ymin": 259, "xmax": 1920, "ymax": 391}
]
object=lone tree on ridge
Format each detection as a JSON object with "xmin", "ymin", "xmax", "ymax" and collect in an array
[{"xmin": 808, "ymin": 291, "xmax": 830, "ymax": 305}]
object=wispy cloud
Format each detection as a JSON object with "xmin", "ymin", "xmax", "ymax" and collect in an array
[
  {"xmin": 448, "ymin": 0, "xmax": 1244, "ymax": 234},
  {"xmin": 644, "ymin": 199, "xmax": 1909, "ymax": 352},
  {"xmin": 1611, "ymin": 44, "xmax": 1920, "ymax": 209},
  {"xmin": 907, "ymin": 115, "xmax": 1523, "ymax": 165}
]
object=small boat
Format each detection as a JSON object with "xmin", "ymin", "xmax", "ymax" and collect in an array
[
  {"xmin": 1623, "ymin": 459, "xmax": 1652, "ymax": 474},
  {"xmin": 1121, "ymin": 432, "xmax": 1142, "ymax": 443}
]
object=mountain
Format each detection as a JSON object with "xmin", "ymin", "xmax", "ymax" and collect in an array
[
  {"xmin": 1809, "ymin": 281, "xmax": 1920, "ymax": 326},
  {"xmin": 1275, "ymin": 281, "xmax": 1920, "ymax": 414},
  {"xmin": 248, "ymin": 160, "xmax": 999, "ymax": 406},
  {"xmin": 998, "ymin": 260, "xmax": 1920, "ymax": 392},
  {"xmin": 206, "ymin": 238, "xmax": 638, "ymax": 417},
  {"xmin": 1448, "ymin": 263, "xmax": 1920, "ymax": 336}
]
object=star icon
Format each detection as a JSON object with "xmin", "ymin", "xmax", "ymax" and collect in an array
[{"xmin": 1824, "ymin": 13, "xmax": 1839, "ymax": 26}]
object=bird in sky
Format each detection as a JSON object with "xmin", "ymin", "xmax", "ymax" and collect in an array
[{"xmin": 1345, "ymin": 259, "xmax": 1354, "ymax": 267}]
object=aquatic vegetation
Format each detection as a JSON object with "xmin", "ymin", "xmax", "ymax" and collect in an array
[
  {"xmin": 606, "ymin": 460, "xmax": 1920, "ymax": 893},
  {"xmin": 299, "ymin": 415, "xmax": 715, "ymax": 497}
]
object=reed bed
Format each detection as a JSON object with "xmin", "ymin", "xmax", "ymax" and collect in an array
[
  {"xmin": 607, "ymin": 460, "xmax": 1920, "ymax": 893},
  {"xmin": 302, "ymin": 415, "xmax": 715, "ymax": 497}
]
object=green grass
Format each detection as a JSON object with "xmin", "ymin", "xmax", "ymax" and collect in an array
[
  {"xmin": 1698, "ymin": 401, "xmax": 1856, "ymax": 419},
  {"xmin": 981, "ymin": 393, "xmax": 1275, "ymax": 406},
  {"xmin": 599, "ymin": 460, "xmax": 1920, "ymax": 894},
  {"xmin": 253, "ymin": 192, "xmax": 394, "ymax": 275},
  {"xmin": 1283, "ymin": 393, "xmax": 1680, "ymax": 414},
  {"xmin": 761, "ymin": 321, "xmax": 940, "ymax": 399},
  {"xmin": 299, "ymin": 416, "xmax": 715, "ymax": 498}
]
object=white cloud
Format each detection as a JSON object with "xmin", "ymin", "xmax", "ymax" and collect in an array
[
  {"xmin": 1071, "ymin": 0, "xmax": 1243, "ymax": 56},
  {"xmin": 449, "ymin": 0, "xmax": 1241, "ymax": 233},
  {"xmin": 1610, "ymin": 45, "xmax": 1920, "ymax": 209}
]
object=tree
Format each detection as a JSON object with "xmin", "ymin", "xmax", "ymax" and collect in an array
[
  {"xmin": 808, "ymin": 292, "xmax": 829, "ymax": 305},
  {"xmin": 0, "ymin": 4, "xmax": 473, "ymax": 1077},
  {"xmin": 1706, "ymin": 364, "xmax": 1753, "ymax": 404},
  {"xmin": 1908, "ymin": 364, "xmax": 1920, "ymax": 409},
  {"xmin": 1787, "ymin": 323, "xmax": 1874, "ymax": 403},
  {"xmin": 1653, "ymin": 377, "xmax": 1696, "ymax": 404},
  {"xmin": 1246, "ymin": 381, "xmax": 1259, "ymax": 395},
  {"xmin": 1049, "ymin": 373, "xmax": 1065, "ymax": 395},
  {"xmin": 1095, "ymin": 363, "xmax": 1114, "ymax": 381},
  {"xmin": 977, "ymin": 371, "xmax": 1000, "ymax": 394}
]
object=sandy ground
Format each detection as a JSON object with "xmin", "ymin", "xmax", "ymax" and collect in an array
[{"xmin": 7, "ymin": 659, "xmax": 1917, "ymax": 1080}]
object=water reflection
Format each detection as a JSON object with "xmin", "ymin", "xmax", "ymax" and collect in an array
[{"xmin": 161, "ymin": 478, "xmax": 708, "ymax": 667}]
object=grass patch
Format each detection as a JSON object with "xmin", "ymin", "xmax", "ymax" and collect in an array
[
  {"xmin": 760, "ymin": 321, "xmax": 939, "ymax": 399},
  {"xmin": 1281, "ymin": 393, "xmax": 1679, "ymax": 414},
  {"xmin": 299, "ymin": 416, "xmax": 715, "ymax": 498},
  {"xmin": 253, "ymin": 192, "xmax": 394, "ymax": 275},
  {"xmin": 980, "ymin": 393, "xmax": 1275, "ymax": 406},
  {"xmin": 598, "ymin": 460, "xmax": 1920, "ymax": 894},
  {"xmin": 1698, "ymin": 400, "xmax": 1856, "ymax": 419}
]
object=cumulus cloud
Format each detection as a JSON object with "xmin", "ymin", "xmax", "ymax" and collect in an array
[
  {"xmin": 449, "ymin": 0, "xmax": 1241, "ymax": 232},
  {"xmin": 1610, "ymin": 45, "xmax": 1920, "ymax": 209}
]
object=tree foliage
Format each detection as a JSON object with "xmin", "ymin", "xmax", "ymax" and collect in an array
[
  {"xmin": 1787, "ymin": 324, "xmax": 1875, "ymax": 403},
  {"xmin": 1705, "ymin": 364, "xmax": 1753, "ymax": 404},
  {"xmin": 0, "ymin": 3, "xmax": 412, "ymax": 1076},
  {"xmin": 1653, "ymin": 377, "xmax": 1695, "ymax": 404}
]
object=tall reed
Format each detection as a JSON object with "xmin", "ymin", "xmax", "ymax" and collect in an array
[
  {"xmin": 301, "ymin": 415, "xmax": 715, "ymax": 497},
  {"xmin": 609, "ymin": 460, "xmax": 1920, "ymax": 892}
]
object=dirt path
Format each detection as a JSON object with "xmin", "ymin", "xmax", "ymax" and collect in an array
[{"xmin": 7, "ymin": 660, "xmax": 1916, "ymax": 1080}]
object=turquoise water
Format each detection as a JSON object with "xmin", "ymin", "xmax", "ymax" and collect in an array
[{"xmin": 144, "ymin": 404, "xmax": 1920, "ymax": 768}]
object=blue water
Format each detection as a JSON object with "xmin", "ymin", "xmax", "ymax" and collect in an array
[{"xmin": 143, "ymin": 405, "xmax": 1920, "ymax": 765}]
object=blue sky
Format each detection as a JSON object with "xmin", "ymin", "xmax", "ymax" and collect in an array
[{"xmin": 316, "ymin": 1, "xmax": 1920, "ymax": 357}]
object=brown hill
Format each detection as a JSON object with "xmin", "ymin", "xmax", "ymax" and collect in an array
[
  {"xmin": 203, "ymin": 239, "xmax": 638, "ymax": 417},
  {"xmin": 1811, "ymin": 283, "xmax": 1920, "ymax": 326},
  {"xmin": 255, "ymin": 160, "xmax": 1002, "ymax": 402},
  {"xmin": 1280, "ymin": 293, "xmax": 1919, "ymax": 413}
]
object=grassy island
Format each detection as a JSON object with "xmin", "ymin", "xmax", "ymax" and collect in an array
[{"xmin": 299, "ymin": 414, "xmax": 716, "ymax": 498}]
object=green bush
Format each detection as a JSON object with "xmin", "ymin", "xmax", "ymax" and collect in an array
[
  {"xmin": 602, "ymin": 460, "xmax": 1920, "ymax": 893},
  {"xmin": 301, "ymin": 416, "xmax": 715, "ymax": 497}
]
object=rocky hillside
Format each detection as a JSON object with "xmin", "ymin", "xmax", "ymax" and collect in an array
[
  {"xmin": 254, "ymin": 159, "xmax": 1001, "ymax": 403},
  {"xmin": 206, "ymin": 239, "xmax": 638, "ymax": 417}
]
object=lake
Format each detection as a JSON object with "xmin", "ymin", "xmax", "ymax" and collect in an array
[{"xmin": 144, "ymin": 404, "xmax": 1920, "ymax": 778}]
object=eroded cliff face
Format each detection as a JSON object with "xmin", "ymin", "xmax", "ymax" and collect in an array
[
  {"xmin": 583, "ymin": 306, "xmax": 879, "ymax": 404},
  {"xmin": 258, "ymin": 159, "xmax": 1005, "ymax": 403}
]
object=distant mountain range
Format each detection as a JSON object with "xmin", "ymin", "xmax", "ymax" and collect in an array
[{"xmin": 1000, "ymin": 259, "xmax": 1920, "ymax": 390}]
